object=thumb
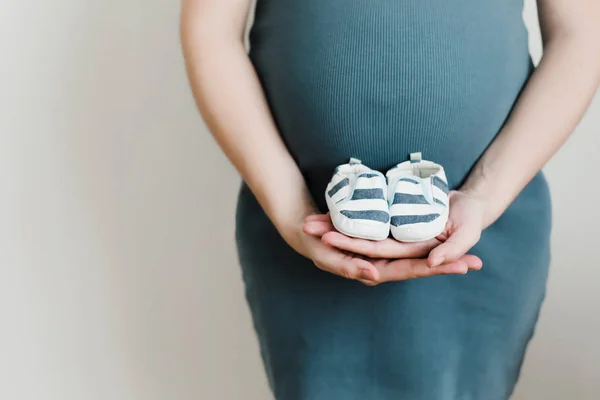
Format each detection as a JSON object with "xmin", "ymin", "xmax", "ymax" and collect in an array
[{"xmin": 428, "ymin": 226, "xmax": 481, "ymax": 267}]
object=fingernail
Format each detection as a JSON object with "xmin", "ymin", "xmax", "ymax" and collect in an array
[{"xmin": 359, "ymin": 268, "xmax": 376, "ymax": 281}]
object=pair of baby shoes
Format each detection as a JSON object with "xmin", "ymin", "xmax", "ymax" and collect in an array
[{"xmin": 325, "ymin": 152, "xmax": 449, "ymax": 242}]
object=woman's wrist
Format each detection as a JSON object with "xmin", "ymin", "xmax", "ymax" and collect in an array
[
  {"xmin": 262, "ymin": 183, "xmax": 318, "ymax": 240},
  {"xmin": 458, "ymin": 156, "xmax": 510, "ymax": 230},
  {"xmin": 458, "ymin": 184, "xmax": 505, "ymax": 230}
]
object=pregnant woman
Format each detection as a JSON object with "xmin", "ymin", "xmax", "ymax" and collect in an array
[{"xmin": 181, "ymin": 1, "xmax": 600, "ymax": 398}]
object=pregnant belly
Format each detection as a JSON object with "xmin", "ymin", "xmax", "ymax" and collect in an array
[{"xmin": 249, "ymin": 2, "xmax": 533, "ymax": 207}]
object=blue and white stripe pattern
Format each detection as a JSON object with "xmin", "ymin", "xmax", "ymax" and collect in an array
[
  {"xmin": 386, "ymin": 153, "xmax": 450, "ymax": 242},
  {"xmin": 325, "ymin": 158, "xmax": 390, "ymax": 241}
]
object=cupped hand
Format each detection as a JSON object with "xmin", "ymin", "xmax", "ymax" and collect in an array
[
  {"xmin": 279, "ymin": 220, "xmax": 382, "ymax": 282},
  {"xmin": 302, "ymin": 190, "xmax": 486, "ymax": 285}
]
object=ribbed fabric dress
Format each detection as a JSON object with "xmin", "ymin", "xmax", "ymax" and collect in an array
[{"xmin": 236, "ymin": 1, "xmax": 552, "ymax": 399}]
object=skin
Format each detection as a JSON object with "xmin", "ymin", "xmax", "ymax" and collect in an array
[{"xmin": 181, "ymin": 0, "xmax": 600, "ymax": 285}]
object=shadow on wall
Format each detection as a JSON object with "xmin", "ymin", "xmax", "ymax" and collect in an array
[{"xmin": 50, "ymin": 0, "xmax": 269, "ymax": 399}]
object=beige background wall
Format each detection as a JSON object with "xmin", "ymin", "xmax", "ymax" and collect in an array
[{"xmin": 1, "ymin": 0, "xmax": 598, "ymax": 399}]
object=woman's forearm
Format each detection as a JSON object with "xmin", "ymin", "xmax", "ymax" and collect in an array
[
  {"xmin": 462, "ymin": 33, "xmax": 600, "ymax": 228},
  {"xmin": 180, "ymin": 6, "xmax": 315, "ymax": 236}
]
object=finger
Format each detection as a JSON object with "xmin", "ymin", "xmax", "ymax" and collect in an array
[
  {"xmin": 432, "ymin": 254, "xmax": 482, "ymax": 271},
  {"xmin": 433, "ymin": 260, "xmax": 470, "ymax": 275},
  {"xmin": 303, "ymin": 220, "xmax": 335, "ymax": 237},
  {"xmin": 377, "ymin": 258, "xmax": 469, "ymax": 282},
  {"xmin": 357, "ymin": 279, "xmax": 379, "ymax": 287},
  {"xmin": 460, "ymin": 254, "xmax": 483, "ymax": 270},
  {"xmin": 428, "ymin": 227, "xmax": 481, "ymax": 267},
  {"xmin": 304, "ymin": 214, "xmax": 330, "ymax": 222},
  {"xmin": 312, "ymin": 242, "xmax": 381, "ymax": 282},
  {"xmin": 322, "ymin": 231, "xmax": 440, "ymax": 259}
]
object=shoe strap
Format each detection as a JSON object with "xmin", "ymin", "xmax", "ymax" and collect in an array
[
  {"xmin": 387, "ymin": 175, "xmax": 436, "ymax": 206},
  {"xmin": 421, "ymin": 177, "xmax": 435, "ymax": 205}
]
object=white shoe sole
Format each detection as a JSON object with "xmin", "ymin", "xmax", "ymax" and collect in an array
[
  {"xmin": 326, "ymin": 195, "xmax": 390, "ymax": 241},
  {"xmin": 390, "ymin": 206, "xmax": 449, "ymax": 242}
]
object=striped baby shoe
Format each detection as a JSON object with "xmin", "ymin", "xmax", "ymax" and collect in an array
[
  {"xmin": 325, "ymin": 158, "xmax": 390, "ymax": 241},
  {"xmin": 386, "ymin": 152, "xmax": 449, "ymax": 242}
]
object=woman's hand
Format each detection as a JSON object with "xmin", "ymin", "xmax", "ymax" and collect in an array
[
  {"xmin": 302, "ymin": 190, "xmax": 486, "ymax": 284},
  {"xmin": 427, "ymin": 190, "xmax": 486, "ymax": 267},
  {"xmin": 280, "ymin": 219, "xmax": 383, "ymax": 282}
]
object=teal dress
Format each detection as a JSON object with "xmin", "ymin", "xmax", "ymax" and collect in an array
[{"xmin": 236, "ymin": 1, "xmax": 552, "ymax": 398}]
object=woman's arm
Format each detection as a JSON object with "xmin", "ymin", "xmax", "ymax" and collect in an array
[
  {"xmin": 180, "ymin": 0, "xmax": 311, "ymax": 236},
  {"xmin": 180, "ymin": 0, "xmax": 480, "ymax": 282},
  {"xmin": 427, "ymin": 0, "xmax": 600, "ymax": 266},
  {"xmin": 462, "ymin": 0, "xmax": 600, "ymax": 226},
  {"xmin": 180, "ymin": 0, "xmax": 355, "ymax": 278},
  {"xmin": 429, "ymin": 0, "xmax": 600, "ymax": 266}
]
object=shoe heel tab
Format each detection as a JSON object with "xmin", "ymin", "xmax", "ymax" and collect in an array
[
  {"xmin": 349, "ymin": 157, "xmax": 362, "ymax": 165},
  {"xmin": 410, "ymin": 152, "xmax": 422, "ymax": 163}
]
